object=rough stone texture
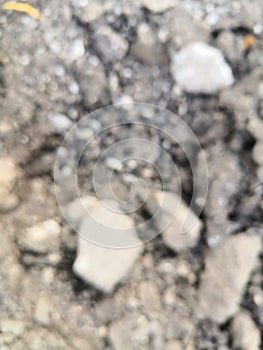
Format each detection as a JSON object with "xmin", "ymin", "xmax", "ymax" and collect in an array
[
  {"xmin": 197, "ymin": 234, "xmax": 262, "ymax": 323},
  {"xmin": 171, "ymin": 42, "xmax": 234, "ymax": 94},
  {"xmin": 231, "ymin": 310, "xmax": 261, "ymax": 350},
  {"xmin": 19, "ymin": 219, "xmax": 61, "ymax": 254}
]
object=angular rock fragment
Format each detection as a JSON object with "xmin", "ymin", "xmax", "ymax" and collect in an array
[
  {"xmin": 144, "ymin": 190, "xmax": 203, "ymax": 252},
  {"xmin": 231, "ymin": 310, "xmax": 261, "ymax": 350},
  {"xmin": 72, "ymin": 197, "xmax": 143, "ymax": 293},
  {"xmin": 73, "ymin": 236, "xmax": 142, "ymax": 293},
  {"xmin": 197, "ymin": 234, "xmax": 262, "ymax": 323},
  {"xmin": 171, "ymin": 42, "xmax": 234, "ymax": 94}
]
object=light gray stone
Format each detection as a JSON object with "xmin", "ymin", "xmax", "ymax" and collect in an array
[
  {"xmin": 93, "ymin": 27, "xmax": 129, "ymax": 63},
  {"xmin": 19, "ymin": 219, "xmax": 61, "ymax": 254},
  {"xmin": 48, "ymin": 113, "xmax": 72, "ymax": 134},
  {"xmin": 75, "ymin": 1, "xmax": 105, "ymax": 23},
  {"xmin": 231, "ymin": 310, "xmax": 261, "ymax": 350},
  {"xmin": 72, "ymin": 197, "xmax": 143, "ymax": 292},
  {"xmin": 171, "ymin": 42, "xmax": 234, "ymax": 94},
  {"xmin": 150, "ymin": 191, "xmax": 203, "ymax": 252},
  {"xmin": 141, "ymin": 0, "xmax": 175, "ymax": 13},
  {"xmin": 197, "ymin": 234, "xmax": 262, "ymax": 323},
  {"xmin": 73, "ymin": 236, "xmax": 143, "ymax": 293},
  {"xmin": 34, "ymin": 294, "xmax": 53, "ymax": 326},
  {"xmin": 247, "ymin": 118, "xmax": 263, "ymax": 141},
  {"xmin": 252, "ymin": 141, "xmax": 263, "ymax": 165}
]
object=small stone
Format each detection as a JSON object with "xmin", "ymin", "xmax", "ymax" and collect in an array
[
  {"xmin": 247, "ymin": 118, "xmax": 263, "ymax": 141},
  {"xmin": 0, "ymin": 193, "xmax": 19, "ymax": 213},
  {"xmin": 197, "ymin": 234, "xmax": 262, "ymax": 323},
  {"xmin": 105, "ymin": 157, "xmax": 123, "ymax": 171},
  {"xmin": 141, "ymin": 0, "xmax": 175, "ymax": 13},
  {"xmin": 19, "ymin": 219, "xmax": 61, "ymax": 254},
  {"xmin": 252, "ymin": 142, "xmax": 263, "ymax": 165},
  {"xmin": 171, "ymin": 42, "xmax": 234, "ymax": 94},
  {"xmin": 151, "ymin": 191, "xmax": 203, "ymax": 252},
  {"xmin": 75, "ymin": 1, "xmax": 104, "ymax": 23},
  {"xmin": 0, "ymin": 319, "xmax": 26, "ymax": 336},
  {"xmin": 231, "ymin": 310, "xmax": 261, "ymax": 350},
  {"xmin": 165, "ymin": 340, "xmax": 183, "ymax": 350},
  {"xmin": 93, "ymin": 26, "xmax": 129, "ymax": 63},
  {"xmin": 34, "ymin": 294, "xmax": 53, "ymax": 326},
  {"xmin": 48, "ymin": 113, "xmax": 72, "ymax": 134},
  {"xmin": 69, "ymin": 38, "xmax": 85, "ymax": 60},
  {"xmin": 0, "ymin": 158, "xmax": 17, "ymax": 194}
]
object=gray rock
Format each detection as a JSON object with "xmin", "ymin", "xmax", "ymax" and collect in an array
[
  {"xmin": 141, "ymin": 0, "xmax": 175, "ymax": 13},
  {"xmin": 93, "ymin": 27, "xmax": 129, "ymax": 63},
  {"xmin": 231, "ymin": 310, "xmax": 261, "ymax": 350},
  {"xmin": 73, "ymin": 236, "xmax": 143, "ymax": 293},
  {"xmin": 48, "ymin": 113, "xmax": 72, "ymax": 134},
  {"xmin": 148, "ymin": 191, "xmax": 203, "ymax": 252},
  {"xmin": 69, "ymin": 38, "xmax": 85, "ymax": 60},
  {"xmin": 131, "ymin": 23, "xmax": 168, "ymax": 65},
  {"xmin": 252, "ymin": 142, "xmax": 263, "ymax": 165},
  {"xmin": 197, "ymin": 234, "xmax": 262, "ymax": 323},
  {"xmin": 19, "ymin": 219, "xmax": 61, "ymax": 254},
  {"xmin": 109, "ymin": 316, "xmax": 163, "ymax": 350},
  {"xmin": 171, "ymin": 42, "xmax": 234, "ymax": 94}
]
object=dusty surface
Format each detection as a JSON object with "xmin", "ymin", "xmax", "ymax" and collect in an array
[{"xmin": 0, "ymin": 0, "xmax": 263, "ymax": 349}]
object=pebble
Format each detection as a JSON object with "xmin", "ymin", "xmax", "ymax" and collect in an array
[
  {"xmin": 197, "ymin": 233, "xmax": 262, "ymax": 323},
  {"xmin": 247, "ymin": 117, "xmax": 263, "ymax": 141},
  {"xmin": 73, "ymin": 235, "xmax": 143, "ymax": 293},
  {"xmin": 148, "ymin": 191, "xmax": 203, "ymax": 252},
  {"xmin": 141, "ymin": 0, "xmax": 175, "ymax": 13},
  {"xmin": 69, "ymin": 38, "xmax": 85, "ymax": 60},
  {"xmin": 48, "ymin": 113, "xmax": 72, "ymax": 134},
  {"xmin": 231, "ymin": 310, "xmax": 261, "ymax": 350},
  {"xmin": 171, "ymin": 42, "xmax": 234, "ymax": 94},
  {"xmin": 0, "ymin": 319, "xmax": 26, "ymax": 336},
  {"xmin": 75, "ymin": 1, "xmax": 104, "ymax": 23},
  {"xmin": 93, "ymin": 26, "xmax": 129, "ymax": 63},
  {"xmin": 19, "ymin": 219, "xmax": 61, "ymax": 254},
  {"xmin": 0, "ymin": 157, "xmax": 17, "ymax": 193},
  {"xmin": 34, "ymin": 294, "xmax": 53, "ymax": 326},
  {"xmin": 252, "ymin": 141, "xmax": 263, "ymax": 165}
]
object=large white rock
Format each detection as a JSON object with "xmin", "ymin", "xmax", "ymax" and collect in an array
[
  {"xmin": 171, "ymin": 42, "xmax": 234, "ymax": 94},
  {"xmin": 197, "ymin": 234, "xmax": 262, "ymax": 323}
]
